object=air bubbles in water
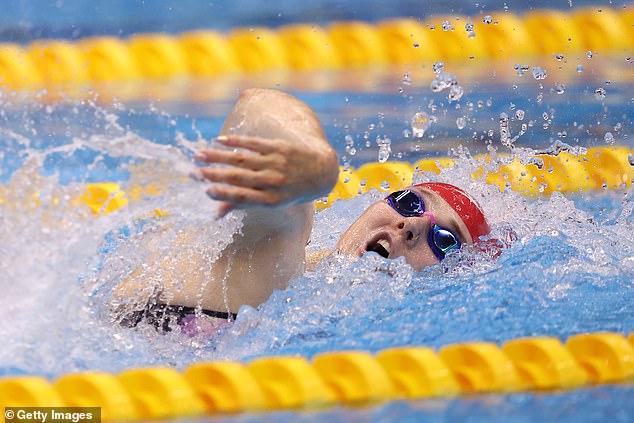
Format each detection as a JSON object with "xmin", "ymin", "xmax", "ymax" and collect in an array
[
  {"xmin": 483, "ymin": 15, "xmax": 493, "ymax": 24},
  {"xmin": 456, "ymin": 116, "xmax": 466, "ymax": 130},
  {"xmin": 515, "ymin": 109, "xmax": 525, "ymax": 120},
  {"xmin": 554, "ymin": 53, "xmax": 564, "ymax": 61},
  {"xmin": 628, "ymin": 154, "xmax": 634, "ymax": 167},
  {"xmin": 432, "ymin": 61, "xmax": 444, "ymax": 74},
  {"xmin": 531, "ymin": 66, "xmax": 547, "ymax": 80},
  {"xmin": 577, "ymin": 65, "xmax": 584, "ymax": 73},
  {"xmin": 586, "ymin": 51, "xmax": 593, "ymax": 59},
  {"xmin": 594, "ymin": 88, "xmax": 606, "ymax": 100},
  {"xmin": 604, "ymin": 132, "xmax": 614, "ymax": 144},
  {"xmin": 441, "ymin": 20, "xmax": 454, "ymax": 31},
  {"xmin": 553, "ymin": 84, "xmax": 566, "ymax": 95},
  {"xmin": 401, "ymin": 72, "xmax": 412, "ymax": 85},
  {"xmin": 411, "ymin": 112, "xmax": 431, "ymax": 138}
]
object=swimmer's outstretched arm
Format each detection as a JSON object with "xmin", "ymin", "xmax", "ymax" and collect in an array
[
  {"xmin": 196, "ymin": 89, "xmax": 338, "ymax": 217},
  {"xmin": 114, "ymin": 89, "xmax": 338, "ymax": 314},
  {"xmin": 190, "ymin": 88, "xmax": 339, "ymax": 309}
]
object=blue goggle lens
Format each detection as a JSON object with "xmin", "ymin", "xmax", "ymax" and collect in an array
[{"xmin": 387, "ymin": 190, "xmax": 424, "ymax": 216}]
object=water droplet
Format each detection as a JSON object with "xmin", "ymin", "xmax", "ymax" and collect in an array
[
  {"xmin": 465, "ymin": 21, "xmax": 475, "ymax": 38},
  {"xmin": 442, "ymin": 20, "xmax": 454, "ymax": 31},
  {"xmin": 594, "ymin": 88, "xmax": 606, "ymax": 100},
  {"xmin": 515, "ymin": 109, "xmax": 525, "ymax": 120},
  {"xmin": 531, "ymin": 66, "xmax": 547, "ymax": 80},
  {"xmin": 430, "ymin": 72, "xmax": 457, "ymax": 92},
  {"xmin": 586, "ymin": 51, "xmax": 593, "ymax": 59},
  {"xmin": 554, "ymin": 83, "xmax": 566, "ymax": 94},
  {"xmin": 628, "ymin": 154, "xmax": 634, "ymax": 167},
  {"xmin": 554, "ymin": 53, "xmax": 564, "ymax": 61},
  {"xmin": 604, "ymin": 132, "xmax": 614, "ymax": 144},
  {"xmin": 380, "ymin": 180, "xmax": 391, "ymax": 190},
  {"xmin": 411, "ymin": 112, "xmax": 431, "ymax": 138},
  {"xmin": 402, "ymin": 73, "xmax": 412, "ymax": 85},
  {"xmin": 377, "ymin": 137, "xmax": 392, "ymax": 162},
  {"xmin": 456, "ymin": 116, "xmax": 466, "ymax": 129},
  {"xmin": 500, "ymin": 112, "xmax": 512, "ymax": 148},
  {"xmin": 542, "ymin": 112, "xmax": 549, "ymax": 121},
  {"xmin": 432, "ymin": 61, "xmax": 445, "ymax": 74},
  {"xmin": 483, "ymin": 15, "xmax": 493, "ymax": 24},
  {"xmin": 576, "ymin": 65, "xmax": 584, "ymax": 73},
  {"xmin": 448, "ymin": 84, "xmax": 464, "ymax": 102},
  {"xmin": 413, "ymin": 42, "xmax": 419, "ymax": 48}
]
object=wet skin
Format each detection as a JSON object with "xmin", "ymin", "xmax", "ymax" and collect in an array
[{"xmin": 336, "ymin": 185, "xmax": 473, "ymax": 271}]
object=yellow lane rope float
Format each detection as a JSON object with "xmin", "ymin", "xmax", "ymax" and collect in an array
[
  {"xmin": 0, "ymin": 331, "xmax": 633, "ymax": 421},
  {"xmin": 0, "ymin": 7, "xmax": 632, "ymax": 92},
  {"xmin": 317, "ymin": 146, "xmax": 634, "ymax": 210},
  {"xmin": 0, "ymin": 146, "xmax": 630, "ymax": 215}
]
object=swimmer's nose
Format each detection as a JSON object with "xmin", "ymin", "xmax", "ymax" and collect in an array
[{"xmin": 396, "ymin": 215, "xmax": 432, "ymax": 247}]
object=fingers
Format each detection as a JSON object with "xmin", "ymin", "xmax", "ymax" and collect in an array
[
  {"xmin": 214, "ymin": 135, "xmax": 279, "ymax": 154},
  {"xmin": 195, "ymin": 148, "xmax": 273, "ymax": 171},
  {"xmin": 216, "ymin": 202, "xmax": 235, "ymax": 218},
  {"xmin": 206, "ymin": 185, "xmax": 282, "ymax": 207},
  {"xmin": 200, "ymin": 167, "xmax": 285, "ymax": 189}
]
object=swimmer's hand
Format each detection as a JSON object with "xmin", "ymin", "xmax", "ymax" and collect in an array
[{"xmin": 195, "ymin": 135, "xmax": 338, "ymax": 217}]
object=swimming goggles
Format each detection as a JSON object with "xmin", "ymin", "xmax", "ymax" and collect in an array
[{"xmin": 385, "ymin": 189, "xmax": 461, "ymax": 260}]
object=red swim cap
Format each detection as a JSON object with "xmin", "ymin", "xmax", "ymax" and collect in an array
[{"xmin": 415, "ymin": 182, "xmax": 490, "ymax": 242}]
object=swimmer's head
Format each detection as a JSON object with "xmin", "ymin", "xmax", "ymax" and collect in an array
[{"xmin": 336, "ymin": 182, "xmax": 490, "ymax": 271}]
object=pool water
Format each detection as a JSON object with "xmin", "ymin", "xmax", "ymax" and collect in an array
[{"xmin": 1, "ymin": 36, "xmax": 633, "ymax": 423}]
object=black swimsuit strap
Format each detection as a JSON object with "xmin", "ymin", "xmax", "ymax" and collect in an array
[
  {"xmin": 119, "ymin": 302, "xmax": 237, "ymax": 333},
  {"xmin": 165, "ymin": 304, "xmax": 238, "ymax": 320}
]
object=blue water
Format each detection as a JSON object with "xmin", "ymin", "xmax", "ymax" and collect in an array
[{"xmin": 1, "ymin": 1, "xmax": 634, "ymax": 421}]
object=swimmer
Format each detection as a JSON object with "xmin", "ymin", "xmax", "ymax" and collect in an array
[{"xmin": 114, "ymin": 88, "xmax": 490, "ymax": 334}]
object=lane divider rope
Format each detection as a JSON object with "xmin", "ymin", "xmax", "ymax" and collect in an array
[
  {"xmin": 0, "ymin": 7, "xmax": 632, "ymax": 93},
  {"xmin": 1, "ymin": 332, "xmax": 633, "ymax": 421},
  {"xmin": 0, "ymin": 146, "xmax": 631, "ymax": 214}
]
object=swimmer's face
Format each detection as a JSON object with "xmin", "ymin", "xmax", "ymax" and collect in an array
[{"xmin": 336, "ymin": 185, "xmax": 473, "ymax": 271}]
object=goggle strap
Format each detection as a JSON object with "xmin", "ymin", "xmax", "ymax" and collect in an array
[{"xmin": 422, "ymin": 211, "xmax": 436, "ymax": 226}]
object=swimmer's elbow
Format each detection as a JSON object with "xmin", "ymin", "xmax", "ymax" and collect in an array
[{"xmin": 321, "ymin": 146, "xmax": 339, "ymax": 195}]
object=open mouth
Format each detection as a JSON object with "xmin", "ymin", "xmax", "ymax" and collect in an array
[{"xmin": 366, "ymin": 238, "xmax": 391, "ymax": 259}]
